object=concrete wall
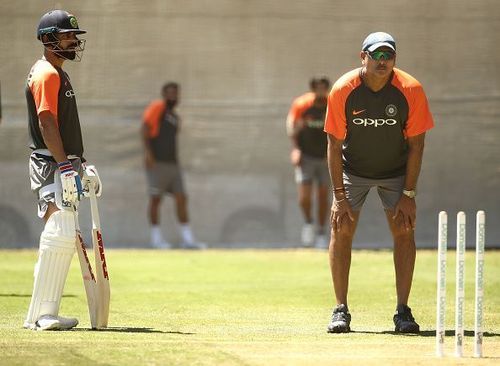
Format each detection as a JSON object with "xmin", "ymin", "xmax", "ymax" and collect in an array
[{"xmin": 1, "ymin": 0, "xmax": 499, "ymax": 248}]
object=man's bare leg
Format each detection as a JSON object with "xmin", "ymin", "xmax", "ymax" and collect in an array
[
  {"xmin": 329, "ymin": 212, "xmax": 360, "ymax": 305},
  {"xmin": 148, "ymin": 195, "xmax": 162, "ymax": 225},
  {"xmin": 314, "ymin": 184, "xmax": 330, "ymax": 248},
  {"xmin": 174, "ymin": 192, "xmax": 189, "ymax": 224},
  {"xmin": 298, "ymin": 183, "xmax": 313, "ymax": 223},
  {"xmin": 175, "ymin": 192, "xmax": 205, "ymax": 249},
  {"xmin": 385, "ymin": 210, "xmax": 416, "ymax": 306},
  {"xmin": 148, "ymin": 195, "xmax": 169, "ymax": 248},
  {"xmin": 327, "ymin": 211, "xmax": 360, "ymax": 333},
  {"xmin": 317, "ymin": 184, "xmax": 329, "ymax": 232},
  {"xmin": 385, "ymin": 209, "xmax": 420, "ymax": 333},
  {"xmin": 298, "ymin": 183, "xmax": 314, "ymax": 246}
]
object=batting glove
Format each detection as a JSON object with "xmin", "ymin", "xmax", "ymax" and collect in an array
[
  {"xmin": 58, "ymin": 160, "xmax": 82, "ymax": 203},
  {"xmin": 82, "ymin": 164, "xmax": 102, "ymax": 197}
]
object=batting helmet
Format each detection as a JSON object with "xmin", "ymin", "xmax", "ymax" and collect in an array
[{"xmin": 37, "ymin": 10, "xmax": 86, "ymax": 40}]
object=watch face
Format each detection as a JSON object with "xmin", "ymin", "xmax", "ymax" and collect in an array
[{"xmin": 404, "ymin": 190, "xmax": 416, "ymax": 198}]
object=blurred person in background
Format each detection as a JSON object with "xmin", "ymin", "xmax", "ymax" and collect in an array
[
  {"xmin": 142, "ymin": 82, "xmax": 205, "ymax": 250},
  {"xmin": 286, "ymin": 77, "xmax": 331, "ymax": 249}
]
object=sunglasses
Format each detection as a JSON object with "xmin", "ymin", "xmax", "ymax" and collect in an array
[{"xmin": 366, "ymin": 50, "xmax": 396, "ymax": 61}]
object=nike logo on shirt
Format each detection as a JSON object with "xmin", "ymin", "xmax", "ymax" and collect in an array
[{"xmin": 352, "ymin": 109, "xmax": 366, "ymax": 115}]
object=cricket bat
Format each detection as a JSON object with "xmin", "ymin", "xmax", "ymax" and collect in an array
[
  {"xmin": 89, "ymin": 185, "xmax": 110, "ymax": 328},
  {"xmin": 74, "ymin": 212, "xmax": 98, "ymax": 328},
  {"xmin": 0, "ymin": 81, "xmax": 3, "ymax": 124}
]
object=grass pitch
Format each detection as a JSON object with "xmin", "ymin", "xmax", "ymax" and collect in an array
[{"xmin": 0, "ymin": 249, "xmax": 498, "ymax": 365}]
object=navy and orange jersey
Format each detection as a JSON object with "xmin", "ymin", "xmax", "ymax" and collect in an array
[
  {"xmin": 26, "ymin": 59, "xmax": 84, "ymax": 157},
  {"xmin": 286, "ymin": 92, "xmax": 316, "ymax": 131},
  {"xmin": 324, "ymin": 67, "xmax": 434, "ymax": 179},
  {"xmin": 286, "ymin": 92, "xmax": 328, "ymax": 158},
  {"xmin": 286, "ymin": 92, "xmax": 315, "ymax": 135},
  {"xmin": 143, "ymin": 100, "xmax": 180, "ymax": 163},
  {"xmin": 297, "ymin": 102, "xmax": 328, "ymax": 158}
]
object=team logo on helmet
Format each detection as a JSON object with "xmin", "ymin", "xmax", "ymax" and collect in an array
[
  {"xmin": 69, "ymin": 16, "xmax": 79, "ymax": 29},
  {"xmin": 385, "ymin": 104, "xmax": 397, "ymax": 117}
]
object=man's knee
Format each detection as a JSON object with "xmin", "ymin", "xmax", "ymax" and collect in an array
[
  {"xmin": 175, "ymin": 193, "xmax": 188, "ymax": 208},
  {"xmin": 331, "ymin": 226, "xmax": 355, "ymax": 244},
  {"xmin": 317, "ymin": 185, "xmax": 329, "ymax": 198},
  {"xmin": 392, "ymin": 227, "xmax": 415, "ymax": 244},
  {"xmin": 298, "ymin": 186, "xmax": 312, "ymax": 203},
  {"xmin": 175, "ymin": 192, "xmax": 187, "ymax": 201},
  {"xmin": 150, "ymin": 195, "xmax": 162, "ymax": 205},
  {"xmin": 299, "ymin": 194, "xmax": 311, "ymax": 206}
]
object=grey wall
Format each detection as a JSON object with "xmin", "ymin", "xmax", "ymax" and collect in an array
[{"xmin": 1, "ymin": 0, "xmax": 499, "ymax": 248}]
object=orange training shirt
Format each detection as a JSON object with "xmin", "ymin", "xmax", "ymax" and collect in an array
[{"xmin": 324, "ymin": 68, "xmax": 434, "ymax": 178}]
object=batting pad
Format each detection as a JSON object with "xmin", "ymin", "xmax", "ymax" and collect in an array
[{"xmin": 25, "ymin": 210, "xmax": 76, "ymax": 327}]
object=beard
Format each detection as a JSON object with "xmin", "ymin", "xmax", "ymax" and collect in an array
[
  {"xmin": 54, "ymin": 49, "xmax": 77, "ymax": 60},
  {"xmin": 166, "ymin": 100, "xmax": 178, "ymax": 108},
  {"xmin": 314, "ymin": 96, "xmax": 327, "ymax": 106}
]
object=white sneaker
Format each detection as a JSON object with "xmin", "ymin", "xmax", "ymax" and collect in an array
[
  {"xmin": 24, "ymin": 314, "xmax": 78, "ymax": 331},
  {"xmin": 180, "ymin": 241, "xmax": 207, "ymax": 250},
  {"xmin": 56, "ymin": 315, "xmax": 79, "ymax": 330},
  {"xmin": 150, "ymin": 226, "xmax": 171, "ymax": 249},
  {"xmin": 151, "ymin": 241, "xmax": 172, "ymax": 249},
  {"xmin": 314, "ymin": 235, "xmax": 329, "ymax": 250},
  {"xmin": 301, "ymin": 223, "xmax": 315, "ymax": 247}
]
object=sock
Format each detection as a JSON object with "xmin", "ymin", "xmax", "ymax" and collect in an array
[
  {"xmin": 180, "ymin": 224, "xmax": 194, "ymax": 244},
  {"xmin": 151, "ymin": 225, "xmax": 164, "ymax": 244}
]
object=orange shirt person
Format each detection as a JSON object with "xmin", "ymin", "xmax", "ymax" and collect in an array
[
  {"xmin": 286, "ymin": 78, "xmax": 331, "ymax": 248},
  {"xmin": 142, "ymin": 82, "xmax": 205, "ymax": 249},
  {"xmin": 324, "ymin": 32, "xmax": 434, "ymax": 334}
]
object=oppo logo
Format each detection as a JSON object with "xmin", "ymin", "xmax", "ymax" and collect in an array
[
  {"xmin": 352, "ymin": 118, "xmax": 397, "ymax": 127},
  {"xmin": 65, "ymin": 89, "xmax": 76, "ymax": 98}
]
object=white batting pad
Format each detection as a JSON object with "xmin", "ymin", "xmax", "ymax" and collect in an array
[{"xmin": 25, "ymin": 210, "xmax": 76, "ymax": 327}]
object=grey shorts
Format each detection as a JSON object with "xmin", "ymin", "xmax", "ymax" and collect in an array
[
  {"xmin": 342, "ymin": 171, "xmax": 405, "ymax": 211},
  {"xmin": 295, "ymin": 155, "xmax": 330, "ymax": 186},
  {"xmin": 146, "ymin": 162, "xmax": 185, "ymax": 196},
  {"xmin": 29, "ymin": 150, "xmax": 84, "ymax": 218}
]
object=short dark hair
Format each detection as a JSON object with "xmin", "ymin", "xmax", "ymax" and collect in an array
[
  {"xmin": 162, "ymin": 82, "xmax": 179, "ymax": 93},
  {"xmin": 309, "ymin": 77, "xmax": 330, "ymax": 91}
]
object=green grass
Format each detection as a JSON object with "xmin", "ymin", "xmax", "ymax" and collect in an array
[{"xmin": 0, "ymin": 249, "xmax": 498, "ymax": 365}]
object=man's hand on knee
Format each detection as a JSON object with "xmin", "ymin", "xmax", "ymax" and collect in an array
[
  {"xmin": 392, "ymin": 196, "xmax": 416, "ymax": 231},
  {"xmin": 330, "ymin": 199, "xmax": 354, "ymax": 232}
]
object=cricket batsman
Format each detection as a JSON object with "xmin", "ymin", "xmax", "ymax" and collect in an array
[{"xmin": 24, "ymin": 10, "xmax": 100, "ymax": 330}]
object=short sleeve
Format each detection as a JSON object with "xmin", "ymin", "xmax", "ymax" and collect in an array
[
  {"xmin": 286, "ymin": 93, "xmax": 314, "ymax": 135},
  {"xmin": 30, "ymin": 67, "xmax": 60, "ymax": 123},
  {"xmin": 286, "ymin": 101, "xmax": 301, "ymax": 125},
  {"xmin": 142, "ymin": 100, "xmax": 164, "ymax": 138},
  {"xmin": 324, "ymin": 87, "xmax": 347, "ymax": 140},
  {"xmin": 142, "ymin": 102, "xmax": 156, "ymax": 126},
  {"xmin": 405, "ymin": 86, "xmax": 434, "ymax": 137}
]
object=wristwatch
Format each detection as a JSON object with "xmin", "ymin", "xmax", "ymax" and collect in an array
[{"xmin": 403, "ymin": 189, "xmax": 416, "ymax": 199}]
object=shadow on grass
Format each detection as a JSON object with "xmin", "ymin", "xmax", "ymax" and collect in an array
[
  {"xmin": 74, "ymin": 326, "xmax": 195, "ymax": 335},
  {"xmin": 352, "ymin": 329, "xmax": 500, "ymax": 337},
  {"xmin": 0, "ymin": 293, "xmax": 77, "ymax": 298}
]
